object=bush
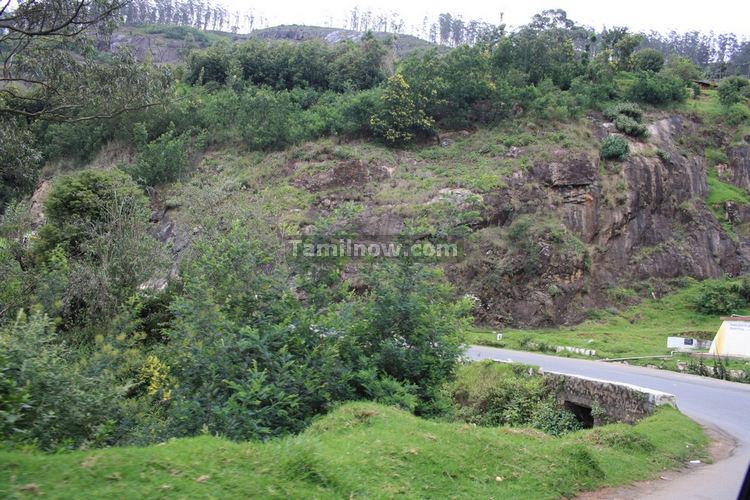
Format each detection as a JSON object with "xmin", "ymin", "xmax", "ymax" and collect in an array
[
  {"xmin": 450, "ymin": 361, "xmax": 582, "ymax": 435},
  {"xmin": 160, "ymin": 225, "xmax": 351, "ymax": 441},
  {"xmin": 614, "ymin": 114, "xmax": 649, "ymax": 138},
  {"xmin": 601, "ymin": 135, "xmax": 630, "ymax": 160},
  {"xmin": 632, "ymin": 49, "xmax": 665, "ymax": 73},
  {"xmin": 603, "ymin": 102, "xmax": 644, "ymax": 122},
  {"xmin": 129, "ymin": 128, "xmax": 189, "ymax": 186},
  {"xmin": 531, "ymin": 398, "xmax": 584, "ymax": 436},
  {"xmin": 627, "ymin": 72, "xmax": 687, "ymax": 105},
  {"xmin": 664, "ymin": 56, "xmax": 703, "ymax": 82},
  {"xmin": 36, "ymin": 169, "xmax": 148, "ymax": 258},
  {"xmin": 725, "ymin": 103, "xmax": 750, "ymax": 127},
  {"xmin": 0, "ymin": 238, "xmax": 24, "ymax": 315},
  {"xmin": 693, "ymin": 280, "xmax": 747, "ymax": 315},
  {"xmin": 341, "ymin": 258, "xmax": 471, "ymax": 415},
  {"xmin": 0, "ymin": 120, "xmax": 42, "ymax": 208},
  {"xmin": 717, "ymin": 76, "xmax": 750, "ymax": 107},
  {"xmin": 239, "ymin": 87, "xmax": 305, "ymax": 149},
  {"xmin": 370, "ymin": 74, "xmax": 435, "ymax": 145},
  {"xmin": 705, "ymin": 147, "xmax": 729, "ymax": 167},
  {"xmin": 0, "ymin": 311, "xmax": 126, "ymax": 450}
]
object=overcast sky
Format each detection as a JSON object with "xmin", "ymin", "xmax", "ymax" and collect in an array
[{"xmin": 224, "ymin": 0, "xmax": 749, "ymax": 36}]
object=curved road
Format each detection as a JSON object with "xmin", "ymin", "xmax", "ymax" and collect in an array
[{"xmin": 466, "ymin": 346, "xmax": 750, "ymax": 499}]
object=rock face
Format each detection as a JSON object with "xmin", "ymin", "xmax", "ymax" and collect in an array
[
  {"xmin": 729, "ymin": 145, "xmax": 750, "ymax": 190},
  {"xmin": 136, "ymin": 113, "xmax": 750, "ymax": 328},
  {"xmin": 458, "ymin": 115, "xmax": 750, "ymax": 326},
  {"xmin": 296, "ymin": 115, "xmax": 750, "ymax": 327}
]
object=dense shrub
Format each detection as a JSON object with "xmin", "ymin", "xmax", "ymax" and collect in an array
[
  {"xmin": 240, "ymin": 88, "xmax": 305, "ymax": 149},
  {"xmin": 151, "ymin": 223, "xmax": 470, "ymax": 440},
  {"xmin": 601, "ymin": 135, "xmax": 630, "ymax": 160},
  {"xmin": 185, "ymin": 44, "xmax": 230, "ymax": 85},
  {"xmin": 725, "ymin": 103, "xmax": 750, "ymax": 126},
  {"xmin": 0, "ymin": 238, "xmax": 24, "ymax": 314},
  {"xmin": 0, "ymin": 312, "xmax": 126, "ymax": 450},
  {"xmin": 693, "ymin": 280, "xmax": 747, "ymax": 315},
  {"xmin": 187, "ymin": 34, "xmax": 389, "ymax": 92},
  {"xmin": 568, "ymin": 77, "xmax": 617, "ymax": 109},
  {"xmin": 129, "ymin": 128, "xmax": 189, "ymax": 186},
  {"xmin": 664, "ymin": 56, "xmax": 703, "ymax": 82},
  {"xmin": 627, "ymin": 72, "xmax": 687, "ymax": 104},
  {"xmin": 36, "ymin": 169, "xmax": 148, "ymax": 258},
  {"xmin": 614, "ymin": 114, "xmax": 649, "ymax": 138},
  {"xmin": 370, "ymin": 74, "xmax": 435, "ymax": 145},
  {"xmin": 0, "ymin": 120, "xmax": 41, "ymax": 209},
  {"xmin": 450, "ymin": 361, "xmax": 582, "ymax": 436},
  {"xmin": 705, "ymin": 147, "xmax": 729, "ymax": 166},
  {"xmin": 603, "ymin": 102, "xmax": 644, "ymax": 121},
  {"xmin": 631, "ymin": 49, "xmax": 665, "ymax": 73},
  {"xmin": 40, "ymin": 121, "xmax": 112, "ymax": 162},
  {"xmin": 341, "ymin": 258, "xmax": 472, "ymax": 415},
  {"xmin": 717, "ymin": 76, "xmax": 750, "ymax": 107},
  {"xmin": 158, "ymin": 224, "xmax": 350, "ymax": 441}
]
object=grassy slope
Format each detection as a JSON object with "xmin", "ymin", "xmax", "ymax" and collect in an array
[
  {"xmin": 467, "ymin": 277, "xmax": 750, "ymax": 371},
  {"xmin": 0, "ymin": 402, "xmax": 706, "ymax": 499}
]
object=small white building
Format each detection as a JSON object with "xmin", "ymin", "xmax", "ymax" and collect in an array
[{"xmin": 708, "ymin": 317, "xmax": 750, "ymax": 358}]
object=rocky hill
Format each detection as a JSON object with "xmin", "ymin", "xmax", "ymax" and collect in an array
[
  {"xmin": 117, "ymin": 104, "xmax": 749, "ymax": 329},
  {"xmin": 106, "ymin": 24, "xmax": 437, "ymax": 64},
  {"xmin": 249, "ymin": 25, "xmax": 439, "ymax": 57}
]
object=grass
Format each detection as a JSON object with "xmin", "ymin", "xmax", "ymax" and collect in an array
[
  {"xmin": 706, "ymin": 173, "xmax": 750, "ymax": 205},
  {"xmin": 161, "ymin": 119, "xmax": 601, "ymax": 238},
  {"xmin": 0, "ymin": 402, "xmax": 707, "ymax": 499},
  {"xmin": 705, "ymin": 169, "xmax": 750, "ymax": 240},
  {"xmin": 466, "ymin": 277, "xmax": 750, "ymax": 362}
]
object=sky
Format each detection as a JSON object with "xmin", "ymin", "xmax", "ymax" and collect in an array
[{"xmin": 223, "ymin": 0, "xmax": 750, "ymax": 37}]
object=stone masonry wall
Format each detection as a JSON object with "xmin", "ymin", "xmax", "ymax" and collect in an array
[{"xmin": 544, "ymin": 371, "xmax": 677, "ymax": 425}]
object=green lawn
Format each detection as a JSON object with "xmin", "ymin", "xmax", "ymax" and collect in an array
[{"xmin": 0, "ymin": 402, "xmax": 707, "ymax": 499}]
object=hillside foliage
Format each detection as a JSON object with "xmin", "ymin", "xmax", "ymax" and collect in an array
[{"xmin": 1, "ymin": 1, "xmax": 749, "ymax": 456}]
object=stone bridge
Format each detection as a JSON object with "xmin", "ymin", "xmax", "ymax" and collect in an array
[{"xmin": 544, "ymin": 371, "xmax": 677, "ymax": 426}]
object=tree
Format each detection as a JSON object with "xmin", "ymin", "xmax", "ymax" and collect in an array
[
  {"xmin": 370, "ymin": 73, "xmax": 435, "ymax": 145},
  {"xmin": 340, "ymin": 259, "xmax": 471, "ymax": 413},
  {"xmin": 664, "ymin": 56, "xmax": 703, "ymax": 81},
  {"xmin": 627, "ymin": 72, "xmax": 687, "ymax": 104},
  {"xmin": 0, "ymin": 1, "xmax": 172, "ymax": 122},
  {"xmin": 613, "ymin": 33, "xmax": 644, "ymax": 70},
  {"xmin": 632, "ymin": 48, "xmax": 665, "ymax": 72},
  {"xmin": 0, "ymin": 118, "xmax": 42, "ymax": 208}
]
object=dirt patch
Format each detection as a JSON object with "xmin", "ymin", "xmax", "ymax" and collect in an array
[
  {"xmin": 293, "ymin": 160, "xmax": 392, "ymax": 192},
  {"xmin": 575, "ymin": 423, "xmax": 736, "ymax": 499}
]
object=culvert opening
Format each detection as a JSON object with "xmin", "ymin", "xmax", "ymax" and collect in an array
[{"xmin": 564, "ymin": 401, "xmax": 594, "ymax": 428}]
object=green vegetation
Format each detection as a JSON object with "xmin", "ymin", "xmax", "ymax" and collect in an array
[
  {"xmin": 626, "ymin": 72, "xmax": 687, "ymax": 105},
  {"xmin": 35, "ymin": 169, "xmax": 149, "ymax": 257},
  {"xmin": 693, "ymin": 279, "xmax": 749, "ymax": 315},
  {"xmin": 706, "ymin": 173, "xmax": 750, "ymax": 205},
  {"xmin": 601, "ymin": 135, "xmax": 630, "ymax": 160},
  {"xmin": 632, "ymin": 49, "xmax": 665, "ymax": 73},
  {"xmin": 3, "ymin": 6, "xmax": 750, "ymax": 494},
  {"xmin": 450, "ymin": 362, "xmax": 581, "ymax": 436},
  {"xmin": 717, "ymin": 76, "xmax": 750, "ymax": 107},
  {"xmin": 467, "ymin": 277, "xmax": 750, "ymax": 360},
  {"xmin": 370, "ymin": 74, "xmax": 435, "ymax": 145},
  {"xmin": 0, "ymin": 402, "xmax": 707, "ymax": 499},
  {"xmin": 604, "ymin": 102, "xmax": 648, "ymax": 138}
]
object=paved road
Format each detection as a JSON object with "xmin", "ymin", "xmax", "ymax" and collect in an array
[{"xmin": 466, "ymin": 345, "xmax": 750, "ymax": 500}]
